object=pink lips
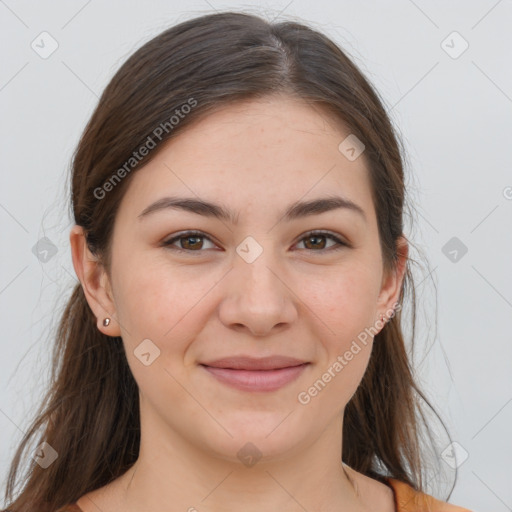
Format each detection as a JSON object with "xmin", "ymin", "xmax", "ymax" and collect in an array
[{"xmin": 200, "ymin": 356, "xmax": 309, "ymax": 392}]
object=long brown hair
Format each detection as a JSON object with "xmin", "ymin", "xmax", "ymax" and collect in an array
[{"xmin": 3, "ymin": 11, "xmax": 456, "ymax": 511}]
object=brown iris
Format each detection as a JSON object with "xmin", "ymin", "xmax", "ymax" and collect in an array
[
  {"xmin": 180, "ymin": 235, "xmax": 204, "ymax": 250},
  {"xmin": 303, "ymin": 234, "xmax": 327, "ymax": 250}
]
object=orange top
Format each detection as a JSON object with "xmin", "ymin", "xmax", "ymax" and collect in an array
[
  {"xmin": 386, "ymin": 477, "xmax": 472, "ymax": 511},
  {"xmin": 56, "ymin": 477, "xmax": 473, "ymax": 511}
]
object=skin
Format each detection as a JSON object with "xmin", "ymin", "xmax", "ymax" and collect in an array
[{"xmin": 70, "ymin": 94, "xmax": 407, "ymax": 512}]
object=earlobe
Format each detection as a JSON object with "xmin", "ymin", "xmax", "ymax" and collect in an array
[
  {"xmin": 97, "ymin": 314, "xmax": 121, "ymax": 337},
  {"xmin": 69, "ymin": 225, "xmax": 122, "ymax": 337}
]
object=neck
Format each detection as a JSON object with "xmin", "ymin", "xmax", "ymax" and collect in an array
[{"xmin": 113, "ymin": 409, "xmax": 367, "ymax": 512}]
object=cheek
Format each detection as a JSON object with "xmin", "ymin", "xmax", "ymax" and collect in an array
[
  {"xmin": 116, "ymin": 258, "xmax": 219, "ymax": 359},
  {"xmin": 301, "ymin": 263, "xmax": 380, "ymax": 336},
  {"xmin": 115, "ymin": 262, "xmax": 205, "ymax": 402},
  {"xmin": 298, "ymin": 264, "xmax": 379, "ymax": 398},
  {"xmin": 296, "ymin": 324, "xmax": 374, "ymax": 421},
  {"xmin": 321, "ymin": 267, "xmax": 380, "ymax": 402}
]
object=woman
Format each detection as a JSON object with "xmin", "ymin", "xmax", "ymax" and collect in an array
[{"xmin": 2, "ymin": 11, "xmax": 472, "ymax": 512}]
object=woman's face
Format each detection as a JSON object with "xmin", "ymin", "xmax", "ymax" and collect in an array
[{"xmin": 80, "ymin": 94, "xmax": 406, "ymax": 463}]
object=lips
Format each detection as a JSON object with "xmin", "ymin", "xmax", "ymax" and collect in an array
[
  {"xmin": 199, "ymin": 356, "xmax": 309, "ymax": 392},
  {"xmin": 200, "ymin": 355, "xmax": 307, "ymax": 371}
]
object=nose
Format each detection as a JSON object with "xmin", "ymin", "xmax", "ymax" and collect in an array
[{"xmin": 218, "ymin": 253, "xmax": 298, "ymax": 337}]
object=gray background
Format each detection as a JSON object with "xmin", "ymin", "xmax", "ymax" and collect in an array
[{"xmin": 1, "ymin": 1, "xmax": 511, "ymax": 510}]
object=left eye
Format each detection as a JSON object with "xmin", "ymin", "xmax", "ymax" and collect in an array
[
  {"xmin": 162, "ymin": 230, "xmax": 348, "ymax": 254},
  {"xmin": 296, "ymin": 231, "xmax": 347, "ymax": 251}
]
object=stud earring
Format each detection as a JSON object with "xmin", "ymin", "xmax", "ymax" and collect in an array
[{"xmin": 103, "ymin": 318, "xmax": 111, "ymax": 327}]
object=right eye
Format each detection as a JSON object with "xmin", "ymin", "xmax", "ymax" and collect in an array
[{"xmin": 161, "ymin": 231, "xmax": 218, "ymax": 253}]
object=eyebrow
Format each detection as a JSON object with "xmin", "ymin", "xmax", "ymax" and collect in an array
[{"xmin": 137, "ymin": 195, "xmax": 366, "ymax": 224}]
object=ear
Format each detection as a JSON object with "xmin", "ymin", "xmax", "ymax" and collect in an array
[
  {"xmin": 375, "ymin": 235, "xmax": 408, "ymax": 327},
  {"xmin": 69, "ymin": 225, "xmax": 121, "ymax": 337}
]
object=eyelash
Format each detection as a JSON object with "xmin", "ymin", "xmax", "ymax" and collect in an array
[{"xmin": 161, "ymin": 230, "xmax": 349, "ymax": 255}]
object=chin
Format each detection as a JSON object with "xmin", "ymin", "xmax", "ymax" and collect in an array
[{"xmin": 196, "ymin": 413, "xmax": 311, "ymax": 465}]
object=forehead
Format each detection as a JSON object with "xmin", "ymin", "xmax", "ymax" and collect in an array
[{"xmin": 116, "ymin": 95, "xmax": 375, "ymax": 226}]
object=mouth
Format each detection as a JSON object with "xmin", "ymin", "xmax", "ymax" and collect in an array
[{"xmin": 199, "ymin": 356, "xmax": 310, "ymax": 392}]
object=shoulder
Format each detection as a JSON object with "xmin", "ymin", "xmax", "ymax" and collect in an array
[{"xmin": 386, "ymin": 477, "xmax": 474, "ymax": 512}]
